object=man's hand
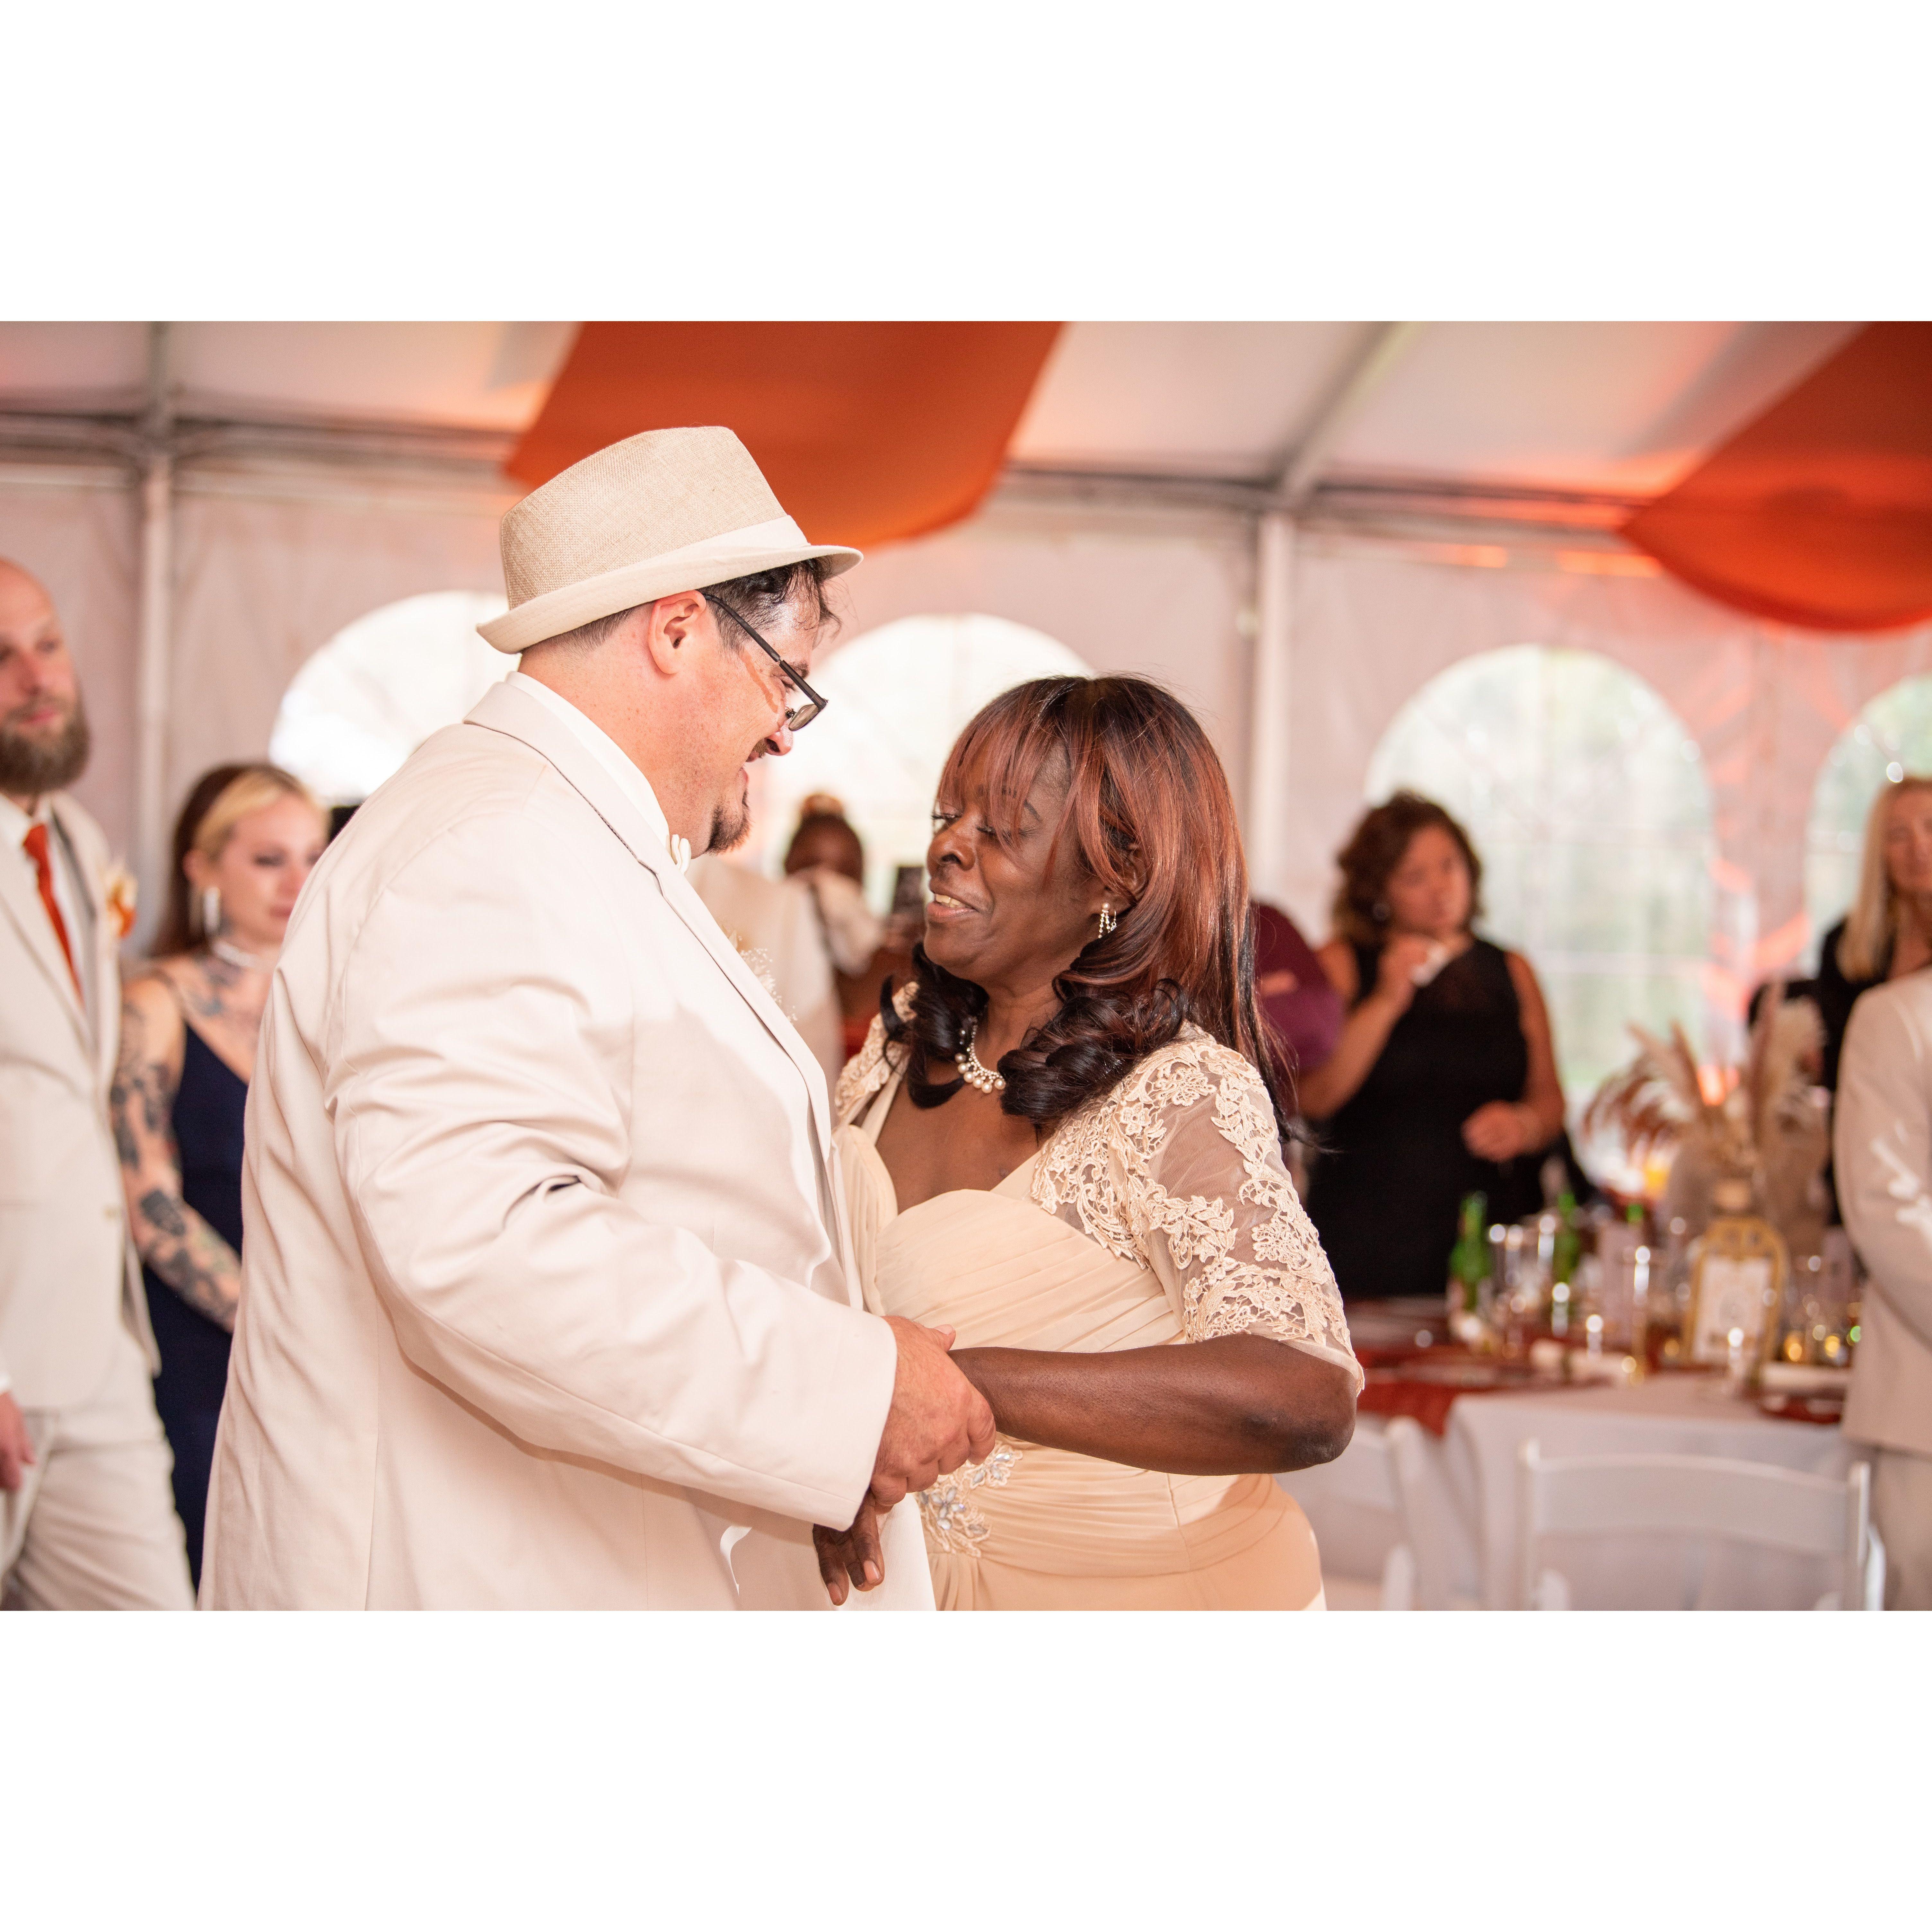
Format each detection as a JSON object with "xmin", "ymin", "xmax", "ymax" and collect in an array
[
  {"xmin": 814, "ymin": 1496, "xmax": 885, "ymax": 1606},
  {"xmin": 0, "ymin": 1391, "xmax": 37, "ymax": 1494},
  {"xmin": 868, "ymin": 1317, "xmax": 996, "ymax": 1511}
]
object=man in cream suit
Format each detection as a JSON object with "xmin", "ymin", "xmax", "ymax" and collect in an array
[
  {"xmin": 1834, "ymin": 973, "xmax": 1932, "ymax": 1609},
  {"xmin": 202, "ymin": 428, "xmax": 992, "ymax": 1609},
  {"xmin": 0, "ymin": 558, "xmax": 194, "ymax": 1609}
]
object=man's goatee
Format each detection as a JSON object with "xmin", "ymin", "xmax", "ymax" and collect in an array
[
  {"xmin": 708, "ymin": 797, "xmax": 752, "ymax": 856},
  {"xmin": 0, "ymin": 695, "xmax": 90, "ymax": 797}
]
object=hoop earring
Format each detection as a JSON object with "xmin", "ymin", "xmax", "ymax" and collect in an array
[
  {"xmin": 201, "ymin": 885, "xmax": 222, "ymax": 939},
  {"xmin": 1097, "ymin": 903, "xmax": 1116, "ymax": 938}
]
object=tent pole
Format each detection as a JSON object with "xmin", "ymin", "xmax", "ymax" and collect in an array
[
  {"xmin": 133, "ymin": 322, "xmax": 174, "ymax": 944},
  {"xmin": 1275, "ymin": 321, "xmax": 1423, "ymax": 511},
  {"xmin": 1246, "ymin": 510, "xmax": 1295, "ymax": 907}
]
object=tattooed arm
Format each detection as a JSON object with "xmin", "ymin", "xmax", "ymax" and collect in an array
[{"xmin": 112, "ymin": 972, "xmax": 242, "ymax": 1333}]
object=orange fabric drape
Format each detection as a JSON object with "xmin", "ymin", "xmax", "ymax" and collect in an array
[
  {"xmin": 505, "ymin": 322, "xmax": 1063, "ymax": 549},
  {"xmin": 1621, "ymin": 322, "xmax": 1932, "ymax": 633}
]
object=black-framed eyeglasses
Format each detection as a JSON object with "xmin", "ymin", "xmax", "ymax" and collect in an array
[{"xmin": 703, "ymin": 592, "xmax": 828, "ymax": 732}]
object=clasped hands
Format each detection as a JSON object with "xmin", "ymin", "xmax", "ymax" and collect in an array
[{"xmin": 813, "ymin": 1315, "xmax": 995, "ymax": 1605}]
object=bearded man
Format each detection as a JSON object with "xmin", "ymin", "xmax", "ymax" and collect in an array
[
  {"xmin": 202, "ymin": 428, "xmax": 993, "ymax": 1608},
  {"xmin": 0, "ymin": 558, "xmax": 194, "ymax": 1609}
]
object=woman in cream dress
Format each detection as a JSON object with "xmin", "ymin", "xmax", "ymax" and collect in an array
[{"xmin": 815, "ymin": 676, "xmax": 1360, "ymax": 1611}]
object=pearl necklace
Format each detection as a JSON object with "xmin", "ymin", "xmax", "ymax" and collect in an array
[
  {"xmin": 955, "ymin": 1026, "xmax": 1006, "ymax": 1094},
  {"xmin": 210, "ymin": 936, "xmax": 268, "ymax": 972}
]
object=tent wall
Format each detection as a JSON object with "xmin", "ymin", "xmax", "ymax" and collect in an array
[
  {"xmin": 10, "ymin": 461, "xmax": 1932, "ymax": 1021},
  {"xmin": 829, "ymin": 503, "xmax": 1259, "ymax": 819},
  {"xmin": 1267, "ymin": 534, "xmax": 1932, "ymax": 1017},
  {"xmin": 168, "ymin": 479, "xmax": 508, "ymax": 821},
  {"xmin": 0, "ymin": 469, "xmax": 140, "ymax": 859}
]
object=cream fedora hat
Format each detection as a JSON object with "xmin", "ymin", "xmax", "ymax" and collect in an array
[{"xmin": 478, "ymin": 425, "xmax": 861, "ymax": 653}]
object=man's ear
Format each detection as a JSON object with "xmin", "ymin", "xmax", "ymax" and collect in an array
[{"xmin": 641, "ymin": 591, "xmax": 708, "ymax": 678}]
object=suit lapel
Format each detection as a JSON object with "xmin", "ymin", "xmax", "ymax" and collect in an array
[
  {"xmin": 465, "ymin": 681, "xmax": 833, "ymax": 1155},
  {"xmin": 0, "ymin": 823, "xmax": 91, "ymax": 1056}
]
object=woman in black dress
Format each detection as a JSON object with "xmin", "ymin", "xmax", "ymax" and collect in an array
[
  {"xmin": 111, "ymin": 764, "xmax": 327, "ymax": 1585},
  {"xmin": 1297, "ymin": 792, "xmax": 1566, "ymax": 1303}
]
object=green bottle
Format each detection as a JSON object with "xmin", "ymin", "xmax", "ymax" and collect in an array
[
  {"xmin": 1449, "ymin": 1191, "xmax": 1490, "ymax": 1316},
  {"xmin": 1553, "ymin": 1189, "xmax": 1581, "ymax": 1286},
  {"xmin": 1546, "ymin": 1189, "xmax": 1583, "ymax": 1338}
]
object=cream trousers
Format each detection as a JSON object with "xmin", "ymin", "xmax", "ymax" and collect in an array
[
  {"xmin": 1, "ymin": 1322, "xmax": 193, "ymax": 1611},
  {"xmin": 1872, "ymin": 1445, "xmax": 1932, "ymax": 1611}
]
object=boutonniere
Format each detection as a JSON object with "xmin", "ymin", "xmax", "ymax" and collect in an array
[
  {"xmin": 103, "ymin": 861, "xmax": 138, "ymax": 940},
  {"xmin": 723, "ymin": 932, "xmax": 795, "ymax": 1019}
]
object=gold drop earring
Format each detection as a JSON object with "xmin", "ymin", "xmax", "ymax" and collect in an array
[{"xmin": 1097, "ymin": 902, "xmax": 1116, "ymax": 938}]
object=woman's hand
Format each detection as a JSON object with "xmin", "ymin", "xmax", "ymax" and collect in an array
[
  {"xmin": 814, "ymin": 1496, "xmax": 886, "ymax": 1605},
  {"xmin": 1462, "ymin": 1099, "xmax": 1542, "ymax": 1163},
  {"xmin": 0, "ymin": 1391, "xmax": 36, "ymax": 1493},
  {"xmin": 1371, "ymin": 933, "xmax": 1445, "ymax": 1015}
]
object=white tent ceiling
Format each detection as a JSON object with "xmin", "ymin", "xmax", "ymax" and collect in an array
[{"xmin": 0, "ymin": 320, "xmax": 1863, "ymax": 500}]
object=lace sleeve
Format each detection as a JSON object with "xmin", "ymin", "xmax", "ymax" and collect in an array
[
  {"xmin": 1111, "ymin": 1040, "xmax": 1361, "ymax": 1389},
  {"xmin": 831, "ymin": 983, "xmax": 918, "ymax": 1128},
  {"xmin": 832, "ymin": 1014, "xmax": 891, "ymax": 1126}
]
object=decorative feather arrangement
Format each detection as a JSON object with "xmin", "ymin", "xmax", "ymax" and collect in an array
[
  {"xmin": 1583, "ymin": 1019, "xmax": 1733, "ymax": 1167},
  {"xmin": 1585, "ymin": 993, "xmax": 1827, "ymax": 1251}
]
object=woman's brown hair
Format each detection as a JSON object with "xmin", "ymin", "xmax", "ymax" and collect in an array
[
  {"xmin": 884, "ymin": 675, "xmax": 1288, "ymax": 1133},
  {"xmin": 150, "ymin": 762, "xmax": 321, "ymax": 958},
  {"xmin": 1330, "ymin": 790, "xmax": 1484, "ymax": 947}
]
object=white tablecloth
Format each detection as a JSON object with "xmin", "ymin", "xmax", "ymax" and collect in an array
[{"xmin": 1283, "ymin": 1376, "xmax": 1857, "ymax": 1609}]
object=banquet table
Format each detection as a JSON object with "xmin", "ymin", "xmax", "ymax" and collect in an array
[{"xmin": 1282, "ymin": 1372, "xmax": 1858, "ymax": 1610}]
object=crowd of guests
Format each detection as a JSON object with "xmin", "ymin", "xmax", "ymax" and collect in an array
[{"xmin": 3, "ymin": 418, "xmax": 1929, "ymax": 1610}]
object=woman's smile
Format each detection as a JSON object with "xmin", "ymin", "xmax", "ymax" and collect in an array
[{"xmin": 926, "ymin": 887, "xmax": 982, "ymax": 922}]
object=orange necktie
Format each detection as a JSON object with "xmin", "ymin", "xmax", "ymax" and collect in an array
[{"xmin": 22, "ymin": 821, "xmax": 82, "ymax": 1001}]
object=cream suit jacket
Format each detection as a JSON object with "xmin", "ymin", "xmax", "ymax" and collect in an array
[
  {"xmin": 1834, "ymin": 975, "xmax": 1932, "ymax": 1459},
  {"xmin": 201, "ymin": 679, "xmax": 915, "ymax": 1609},
  {"xmin": 0, "ymin": 792, "xmax": 155, "ymax": 1408}
]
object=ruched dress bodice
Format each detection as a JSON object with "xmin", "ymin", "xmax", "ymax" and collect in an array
[{"xmin": 835, "ymin": 1008, "xmax": 1361, "ymax": 1611}]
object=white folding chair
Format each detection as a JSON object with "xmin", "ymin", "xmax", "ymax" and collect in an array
[
  {"xmin": 1280, "ymin": 1416, "xmax": 1433, "ymax": 1610},
  {"xmin": 1380, "ymin": 1413, "xmax": 1476, "ymax": 1609},
  {"xmin": 1514, "ymin": 1440, "xmax": 1885, "ymax": 1611}
]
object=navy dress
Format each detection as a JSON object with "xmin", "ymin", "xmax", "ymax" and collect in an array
[
  {"xmin": 1304, "ymin": 937, "xmax": 1545, "ymax": 1302},
  {"xmin": 142, "ymin": 1023, "xmax": 247, "ymax": 1588}
]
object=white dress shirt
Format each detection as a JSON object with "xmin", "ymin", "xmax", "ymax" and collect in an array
[{"xmin": 506, "ymin": 672, "xmax": 691, "ymax": 873}]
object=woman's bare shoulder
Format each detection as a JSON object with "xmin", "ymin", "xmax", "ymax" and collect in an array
[
  {"xmin": 1501, "ymin": 947, "xmax": 1544, "ymax": 997},
  {"xmin": 121, "ymin": 961, "xmax": 189, "ymax": 1033}
]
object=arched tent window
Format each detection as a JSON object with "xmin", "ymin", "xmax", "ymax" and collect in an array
[
  {"xmin": 269, "ymin": 590, "xmax": 510, "ymax": 806},
  {"xmin": 1805, "ymin": 675, "xmax": 1932, "ymax": 955},
  {"xmin": 1365, "ymin": 645, "xmax": 1715, "ymax": 1106},
  {"xmin": 744, "ymin": 614, "xmax": 1089, "ymax": 909}
]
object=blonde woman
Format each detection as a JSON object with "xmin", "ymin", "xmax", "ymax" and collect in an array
[
  {"xmin": 1809, "ymin": 776, "xmax": 1932, "ymax": 1096},
  {"xmin": 110, "ymin": 763, "xmax": 327, "ymax": 1584}
]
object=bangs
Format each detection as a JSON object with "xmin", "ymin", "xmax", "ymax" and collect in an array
[{"xmin": 936, "ymin": 681, "xmax": 1082, "ymax": 839}]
